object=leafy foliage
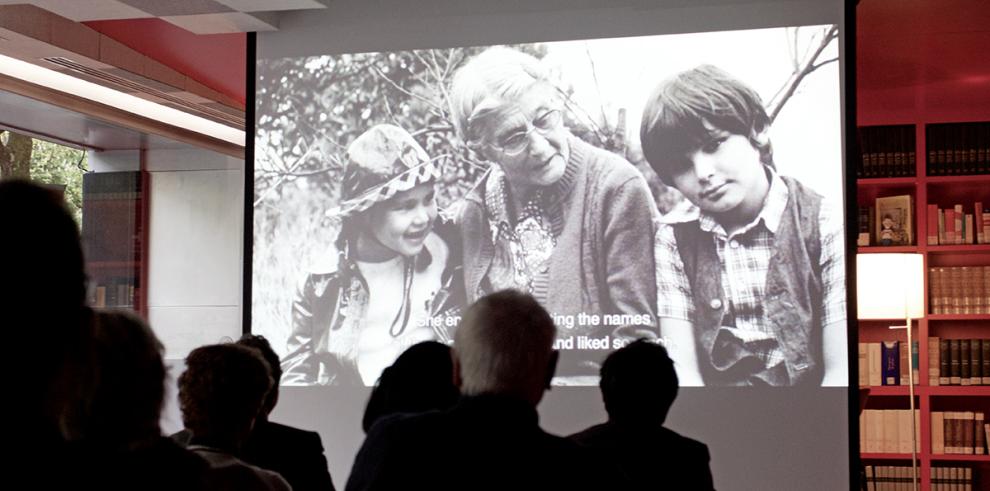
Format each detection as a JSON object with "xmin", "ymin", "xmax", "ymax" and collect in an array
[
  {"xmin": 0, "ymin": 131, "xmax": 87, "ymax": 224},
  {"xmin": 31, "ymin": 140, "xmax": 88, "ymax": 224}
]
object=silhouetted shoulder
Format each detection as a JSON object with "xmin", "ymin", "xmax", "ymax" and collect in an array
[
  {"xmin": 569, "ymin": 423, "xmax": 714, "ymax": 491},
  {"xmin": 244, "ymin": 420, "xmax": 336, "ymax": 491}
]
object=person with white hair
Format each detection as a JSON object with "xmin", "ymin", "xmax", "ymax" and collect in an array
[
  {"xmin": 345, "ymin": 290, "xmax": 623, "ymax": 491},
  {"xmin": 448, "ymin": 47, "xmax": 658, "ymax": 378}
]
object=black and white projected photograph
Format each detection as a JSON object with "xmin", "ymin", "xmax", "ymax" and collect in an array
[{"xmin": 252, "ymin": 25, "xmax": 845, "ymax": 387}]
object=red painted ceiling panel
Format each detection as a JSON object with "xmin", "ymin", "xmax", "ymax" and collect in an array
[
  {"xmin": 858, "ymin": 0, "xmax": 990, "ymax": 121},
  {"xmin": 83, "ymin": 18, "xmax": 246, "ymax": 106}
]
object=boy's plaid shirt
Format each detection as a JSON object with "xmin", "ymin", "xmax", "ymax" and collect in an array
[{"xmin": 655, "ymin": 171, "xmax": 846, "ymax": 371}]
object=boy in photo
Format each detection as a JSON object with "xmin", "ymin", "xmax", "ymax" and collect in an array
[{"xmin": 640, "ymin": 65, "xmax": 846, "ymax": 386}]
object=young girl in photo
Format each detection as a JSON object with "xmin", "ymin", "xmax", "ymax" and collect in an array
[{"xmin": 282, "ymin": 124, "xmax": 464, "ymax": 386}]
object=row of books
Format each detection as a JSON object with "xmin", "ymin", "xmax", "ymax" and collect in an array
[
  {"xmin": 867, "ymin": 467, "xmax": 978, "ymax": 491},
  {"xmin": 860, "ymin": 409, "xmax": 920, "ymax": 454},
  {"xmin": 929, "ymin": 467, "xmax": 976, "ymax": 491},
  {"xmin": 926, "ymin": 203, "xmax": 990, "ymax": 245},
  {"xmin": 931, "ymin": 411, "xmax": 987, "ymax": 455},
  {"xmin": 859, "ymin": 338, "xmax": 990, "ymax": 387},
  {"xmin": 930, "ymin": 338, "xmax": 990, "ymax": 386},
  {"xmin": 87, "ymin": 277, "xmax": 138, "ymax": 309},
  {"xmin": 926, "ymin": 122, "xmax": 990, "ymax": 176},
  {"xmin": 863, "ymin": 466, "xmax": 924, "ymax": 491},
  {"xmin": 929, "ymin": 267, "xmax": 990, "ymax": 315},
  {"xmin": 857, "ymin": 125, "xmax": 916, "ymax": 178},
  {"xmin": 863, "ymin": 466, "xmax": 920, "ymax": 491},
  {"xmin": 857, "ymin": 195, "xmax": 915, "ymax": 247},
  {"xmin": 858, "ymin": 341, "xmax": 919, "ymax": 387}
]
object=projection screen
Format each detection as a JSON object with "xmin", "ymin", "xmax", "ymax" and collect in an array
[{"xmin": 251, "ymin": 1, "xmax": 850, "ymax": 489}]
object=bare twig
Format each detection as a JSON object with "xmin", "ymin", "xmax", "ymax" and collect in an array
[
  {"xmin": 553, "ymin": 86, "xmax": 608, "ymax": 146},
  {"xmin": 254, "ymin": 141, "xmax": 340, "ymax": 207},
  {"xmin": 767, "ymin": 25, "xmax": 838, "ymax": 123},
  {"xmin": 809, "ymin": 57, "xmax": 839, "ymax": 74},
  {"xmin": 584, "ymin": 43, "xmax": 610, "ymax": 133},
  {"xmin": 371, "ymin": 65, "xmax": 446, "ymax": 114},
  {"xmin": 410, "ymin": 124, "xmax": 455, "ymax": 137}
]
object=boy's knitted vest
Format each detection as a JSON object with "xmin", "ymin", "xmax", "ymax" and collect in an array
[{"xmin": 672, "ymin": 176, "xmax": 824, "ymax": 386}]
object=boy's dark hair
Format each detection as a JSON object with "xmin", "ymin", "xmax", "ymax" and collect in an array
[
  {"xmin": 178, "ymin": 344, "xmax": 273, "ymax": 444},
  {"xmin": 599, "ymin": 338, "xmax": 678, "ymax": 425},
  {"xmin": 640, "ymin": 64, "xmax": 775, "ymax": 184}
]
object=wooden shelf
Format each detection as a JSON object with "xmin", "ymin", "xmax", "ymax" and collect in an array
[
  {"xmin": 857, "ymin": 177, "xmax": 919, "ymax": 186},
  {"xmin": 929, "ymin": 454, "xmax": 990, "ymax": 462},
  {"xmin": 862, "ymin": 386, "xmax": 920, "ymax": 396},
  {"xmin": 924, "ymin": 174, "xmax": 990, "ymax": 184},
  {"xmin": 862, "ymin": 386, "xmax": 990, "ymax": 397},
  {"xmin": 928, "ymin": 386, "xmax": 990, "ymax": 396},
  {"xmin": 926, "ymin": 245, "xmax": 990, "ymax": 254},
  {"xmin": 927, "ymin": 314, "xmax": 990, "ymax": 321},
  {"xmin": 859, "ymin": 246, "xmax": 920, "ymax": 254},
  {"xmin": 861, "ymin": 453, "xmax": 917, "ymax": 460}
]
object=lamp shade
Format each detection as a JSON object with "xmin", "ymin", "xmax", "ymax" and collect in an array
[{"xmin": 856, "ymin": 253, "xmax": 925, "ymax": 320}]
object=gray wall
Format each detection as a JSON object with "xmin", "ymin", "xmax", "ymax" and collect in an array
[
  {"xmin": 256, "ymin": 1, "xmax": 850, "ymax": 489},
  {"xmin": 145, "ymin": 149, "xmax": 244, "ymax": 360}
]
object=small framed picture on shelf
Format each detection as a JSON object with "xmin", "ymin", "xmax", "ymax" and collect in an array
[{"xmin": 875, "ymin": 195, "xmax": 914, "ymax": 246}]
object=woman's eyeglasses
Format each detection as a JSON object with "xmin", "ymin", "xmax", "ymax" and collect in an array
[{"xmin": 490, "ymin": 109, "xmax": 563, "ymax": 156}]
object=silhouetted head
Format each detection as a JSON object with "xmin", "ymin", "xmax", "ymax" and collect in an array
[
  {"xmin": 599, "ymin": 339, "xmax": 679, "ymax": 426},
  {"xmin": 453, "ymin": 290, "xmax": 558, "ymax": 405},
  {"xmin": 362, "ymin": 341, "xmax": 459, "ymax": 432},
  {"xmin": 0, "ymin": 179, "xmax": 86, "ymax": 312},
  {"xmin": 236, "ymin": 334, "xmax": 282, "ymax": 417},
  {"xmin": 178, "ymin": 344, "xmax": 273, "ymax": 451},
  {"xmin": 68, "ymin": 310, "xmax": 166, "ymax": 449}
]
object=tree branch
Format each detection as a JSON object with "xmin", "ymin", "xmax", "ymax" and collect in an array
[
  {"xmin": 371, "ymin": 65, "xmax": 445, "ymax": 115},
  {"xmin": 768, "ymin": 25, "xmax": 838, "ymax": 123}
]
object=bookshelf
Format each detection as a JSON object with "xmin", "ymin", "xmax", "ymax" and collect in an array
[
  {"xmin": 80, "ymin": 171, "xmax": 148, "ymax": 316},
  {"xmin": 858, "ymin": 122, "xmax": 990, "ymax": 490}
]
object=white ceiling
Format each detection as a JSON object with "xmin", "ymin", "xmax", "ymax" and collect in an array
[
  {"xmin": 0, "ymin": 0, "xmax": 327, "ymax": 33},
  {"xmin": 0, "ymin": 87, "xmax": 204, "ymax": 152}
]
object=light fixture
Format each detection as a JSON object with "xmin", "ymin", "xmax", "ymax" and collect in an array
[
  {"xmin": 0, "ymin": 53, "xmax": 244, "ymax": 147},
  {"xmin": 857, "ymin": 253, "xmax": 924, "ymax": 491}
]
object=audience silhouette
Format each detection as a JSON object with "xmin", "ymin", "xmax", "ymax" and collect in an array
[
  {"xmin": 238, "ymin": 334, "xmax": 337, "ymax": 491},
  {"xmin": 346, "ymin": 289, "xmax": 623, "ymax": 491},
  {"xmin": 67, "ymin": 309, "xmax": 211, "ymax": 489},
  {"xmin": 362, "ymin": 340, "xmax": 459, "ymax": 432},
  {"xmin": 1, "ymin": 180, "xmax": 89, "ymax": 486},
  {"xmin": 178, "ymin": 343, "xmax": 292, "ymax": 490},
  {"xmin": 569, "ymin": 338, "xmax": 715, "ymax": 490},
  {"xmin": 1, "ymin": 180, "xmax": 722, "ymax": 490}
]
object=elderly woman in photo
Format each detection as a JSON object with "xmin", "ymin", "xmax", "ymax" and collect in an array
[
  {"xmin": 282, "ymin": 124, "xmax": 464, "ymax": 386},
  {"xmin": 449, "ymin": 47, "xmax": 658, "ymax": 375}
]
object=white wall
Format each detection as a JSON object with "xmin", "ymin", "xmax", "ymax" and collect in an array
[
  {"xmin": 145, "ymin": 149, "xmax": 244, "ymax": 360},
  {"xmin": 87, "ymin": 149, "xmax": 139, "ymax": 172}
]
